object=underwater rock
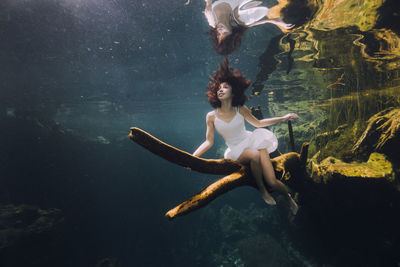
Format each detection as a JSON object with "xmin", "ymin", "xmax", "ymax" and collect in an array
[
  {"xmin": 0, "ymin": 204, "xmax": 63, "ymax": 266},
  {"xmin": 219, "ymin": 205, "xmax": 253, "ymax": 242},
  {"xmin": 95, "ymin": 258, "xmax": 121, "ymax": 267},
  {"xmin": 218, "ymin": 204, "xmax": 277, "ymax": 242},
  {"xmin": 309, "ymin": 122, "xmax": 361, "ymax": 163},
  {"xmin": 310, "ymin": 152, "xmax": 394, "ymax": 183},
  {"xmin": 353, "ymin": 107, "xmax": 400, "ymax": 161},
  {"xmin": 213, "ymin": 234, "xmax": 295, "ymax": 267},
  {"xmin": 129, "ymin": 127, "xmax": 309, "ymax": 219},
  {"xmin": 274, "ymin": 118, "xmax": 323, "ymax": 154},
  {"xmin": 314, "ymin": 124, "xmax": 348, "ymax": 151},
  {"xmin": 212, "ymin": 203, "xmax": 313, "ymax": 267},
  {"xmin": 236, "ymin": 234, "xmax": 293, "ymax": 267},
  {"xmin": 0, "ymin": 204, "xmax": 63, "ymax": 249}
]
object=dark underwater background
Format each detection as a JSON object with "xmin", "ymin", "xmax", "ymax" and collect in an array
[{"xmin": 1, "ymin": 0, "xmax": 400, "ymax": 266}]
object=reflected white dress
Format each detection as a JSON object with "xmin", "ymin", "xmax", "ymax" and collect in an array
[
  {"xmin": 204, "ymin": 0, "xmax": 292, "ymax": 30},
  {"xmin": 214, "ymin": 108, "xmax": 278, "ymax": 161},
  {"xmin": 205, "ymin": 0, "xmax": 270, "ymax": 27}
]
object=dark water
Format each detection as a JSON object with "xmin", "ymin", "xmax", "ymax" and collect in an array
[{"xmin": 1, "ymin": 0, "xmax": 400, "ymax": 266}]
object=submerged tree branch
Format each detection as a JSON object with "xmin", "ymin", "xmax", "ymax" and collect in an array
[
  {"xmin": 129, "ymin": 127, "xmax": 307, "ymax": 219},
  {"xmin": 130, "ymin": 127, "xmax": 242, "ymax": 175}
]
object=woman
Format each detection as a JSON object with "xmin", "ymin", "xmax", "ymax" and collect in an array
[
  {"xmin": 204, "ymin": 0, "xmax": 293, "ymax": 55},
  {"xmin": 193, "ymin": 58, "xmax": 299, "ymax": 215}
]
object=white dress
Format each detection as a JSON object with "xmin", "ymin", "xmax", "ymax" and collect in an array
[
  {"xmin": 205, "ymin": 0, "xmax": 270, "ymax": 28},
  {"xmin": 214, "ymin": 108, "xmax": 278, "ymax": 161}
]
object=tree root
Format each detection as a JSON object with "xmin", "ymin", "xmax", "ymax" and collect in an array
[{"xmin": 130, "ymin": 127, "xmax": 308, "ymax": 219}]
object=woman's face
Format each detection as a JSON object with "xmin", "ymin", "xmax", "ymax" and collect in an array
[
  {"xmin": 216, "ymin": 23, "xmax": 231, "ymax": 43},
  {"xmin": 217, "ymin": 82, "xmax": 233, "ymax": 101}
]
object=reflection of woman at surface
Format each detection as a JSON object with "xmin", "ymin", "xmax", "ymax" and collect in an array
[
  {"xmin": 193, "ymin": 58, "xmax": 299, "ymax": 214},
  {"xmin": 204, "ymin": 0, "xmax": 294, "ymax": 55}
]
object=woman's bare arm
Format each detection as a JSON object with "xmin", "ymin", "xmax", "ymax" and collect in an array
[
  {"xmin": 240, "ymin": 105, "xmax": 298, "ymax": 128},
  {"xmin": 193, "ymin": 112, "xmax": 215, "ymax": 157}
]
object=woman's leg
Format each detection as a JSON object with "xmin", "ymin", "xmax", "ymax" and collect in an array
[
  {"xmin": 237, "ymin": 149, "xmax": 276, "ymax": 205},
  {"xmin": 259, "ymin": 149, "xmax": 298, "ymax": 215}
]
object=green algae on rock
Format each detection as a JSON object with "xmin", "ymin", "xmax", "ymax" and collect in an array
[
  {"xmin": 310, "ymin": 152, "xmax": 394, "ymax": 184},
  {"xmin": 309, "ymin": 122, "xmax": 365, "ymax": 163}
]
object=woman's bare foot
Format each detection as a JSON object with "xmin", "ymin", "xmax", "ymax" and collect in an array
[
  {"xmin": 262, "ymin": 191, "xmax": 276, "ymax": 205},
  {"xmin": 288, "ymin": 194, "xmax": 298, "ymax": 215}
]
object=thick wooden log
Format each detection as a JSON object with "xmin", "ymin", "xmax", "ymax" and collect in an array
[{"xmin": 130, "ymin": 127, "xmax": 242, "ymax": 175}]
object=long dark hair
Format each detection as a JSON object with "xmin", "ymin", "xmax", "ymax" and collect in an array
[
  {"xmin": 207, "ymin": 25, "xmax": 248, "ymax": 55},
  {"xmin": 207, "ymin": 58, "xmax": 250, "ymax": 108}
]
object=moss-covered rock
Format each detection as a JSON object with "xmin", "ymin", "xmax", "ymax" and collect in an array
[
  {"xmin": 310, "ymin": 152, "xmax": 394, "ymax": 183},
  {"xmin": 313, "ymin": 121, "xmax": 366, "ymax": 161}
]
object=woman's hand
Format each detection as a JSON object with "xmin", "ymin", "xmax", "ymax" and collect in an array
[{"xmin": 282, "ymin": 113, "xmax": 299, "ymax": 121}]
